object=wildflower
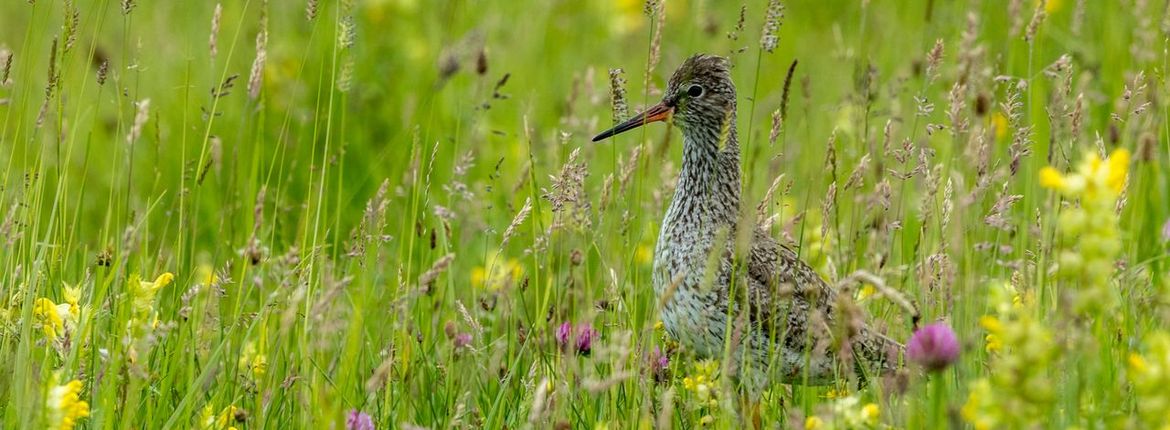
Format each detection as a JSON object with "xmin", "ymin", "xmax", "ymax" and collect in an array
[
  {"xmin": 990, "ymin": 111, "xmax": 1009, "ymax": 140},
  {"xmin": 855, "ymin": 284, "xmax": 877, "ymax": 302},
  {"xmin": 125, "ymin": 272, "xmax": 175, "ymax": 362},
  {"xmin": 682, "ymin": 360, "xmax": 720, "ymax": 410},
  {"xmin": 46, "ymin": 376, "xmax": 89, "ymax": 430},
  {"xmin": 1040, "ymin": 148, "xmax": 1129, "ymax": 314},
  {"xmin": 963, "ymin": 281, "xmax": 1056, "ymax": 429},
  {"xmin": 555, "ymin": 321, "xmax": 572, "ymax": 347},
  {"xmin": 346, "ymin": 409, "xmax": 375, "ymax": 430},
  {"xmin": 555, "ymin": 322, "xmax": 598, "ymax": 355},
  {"xmin": 238, "ymin": 342, "xmax": 267, "ymax": 381},
  {"xmin": 979, "ymin": 316, "xmax": 1003, "ymax": 353},
  {"xmin": 805, "ymin": 416, "xmax": 824, "ymax": 429},
  {"xmin": 1038, "ymin": 0, "xmax": 1063, "ymax": 13},
  {"xmin": 453, "ymin": 332, "xmax": 472, "ymax": 349},
  {"xmin": 61, "ymin": 282, "xmax": 81, "ymax": 322},
  {"xmin": 822, "ymin": 387, "xmax": 849, "ymax": 399},
  {"xmin": 470, "ymin": 252, "xmax": 522, "ymax": 291},
  {"xmin": 33, "ymin": 298, "xmax": 64, "ymax": 341},
  {"xmin": 647, "ymin": 346, "xmax": 669, "ymax": 382},
  {"xmin": 860, "ymin": 403, "xmax": 880, "ymax": 424},
  {"xmin": 1039, "ymin": 148, "xmax": 1129, "ymax": 198},
  {"xmin": 635, "ymin": 244, "xmax": 653, "ymax": 265},
  {"xmin": 576, "ymin": 325, "xmax": 597, "ymax": 354},
  {"xmin": 906, "ymin": 322, "xmax": 960, "ymax": 372},
  {"xmin": 129, "ymin": 272, "xmax": 174, "ymax": 313},
  {"xmin": 1128, "ymin": 332, "xmax": 1170, "ymax": 428},
  {"xmin": 960, "ymin": 380, "xmax": 997, "ymax": 430}
]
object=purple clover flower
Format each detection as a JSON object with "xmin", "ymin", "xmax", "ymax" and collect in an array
[
  {"xmin": 556, "ymin": 322, "xmax": 572, "ymax": 348},
  {"xmin": 648, "ymin": 346, "xmax": 670, "ymax": 382},
  {"xmin": 454, "ymin": 333, "xmax": 472, "ymax": 349},
  {"xmin": 346, "ymin": 409, "xmax": 375, "ymax": 430},
  {"xmin": 555, "ymin": 321, "xmax": 598, "ymax": 355},
  {"xmin": 906, "ymin": 322, "xmax": 960, "ymax": 372},
  {"xmin": 575, "ymin": 325, "xmax": 598, "ymax": 355}
]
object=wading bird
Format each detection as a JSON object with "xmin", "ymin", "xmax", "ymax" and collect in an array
[{"xmin": 593, "ymin": 54, "xmax": 900, "ymax": 395}]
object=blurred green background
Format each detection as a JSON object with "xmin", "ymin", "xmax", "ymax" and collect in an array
[{"xmin": 3, "ymin": 0, "xmax": 1169, "ymax": 428}]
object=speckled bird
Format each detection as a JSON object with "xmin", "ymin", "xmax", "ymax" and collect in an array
[{"xmin": 593, "ymin": 54, "xmax": 900, "ymax": 395}]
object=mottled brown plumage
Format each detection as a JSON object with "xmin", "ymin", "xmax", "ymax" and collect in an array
[{"xmin": 594, "ymin": 54, "xmax": 899, "ymax": 395}]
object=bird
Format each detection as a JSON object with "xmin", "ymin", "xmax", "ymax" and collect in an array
[{"xmin": 592, "ymin": 54, "xmax": 901, "ymax": 396}]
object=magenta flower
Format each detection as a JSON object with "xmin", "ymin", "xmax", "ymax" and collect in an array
[
  {"xmin": 906, "ymin": 322, "xmax": 960, "ymax": 372},
  {"xmin": 575, "ymin": 325, "xmax": 598, "ymax": 355},
  {"xmin": 454, "ymin": 333, "xmax": 472, "ymax": 349},
  {"xmin": 346, "ymin": 409, "xmax": 375, "ymax": 430},
  {"xmin": 556, "ymin": 322, "xmax": 572, "ymax": 348},
  {"xmin": 648, "ymin": 346, "xmax": 670, "ymax": 382},
  {"xmin": 555, "ymin": 321, "xmax": 597, "ymax": 355}
]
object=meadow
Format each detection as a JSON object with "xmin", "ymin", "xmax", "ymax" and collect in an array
[{"xmin": 2, "ymin": 0, "xmax": 1169, "ymax": 428}]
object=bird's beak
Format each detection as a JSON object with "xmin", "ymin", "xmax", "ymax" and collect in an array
[{"xmin": 591, "ymin": 102, "xmax": 673, "ymax": 142}]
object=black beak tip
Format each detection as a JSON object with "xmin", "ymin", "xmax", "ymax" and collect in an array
[{"xmin": 591, "ymin": 133, "xmax": 606, "ymax": 142}]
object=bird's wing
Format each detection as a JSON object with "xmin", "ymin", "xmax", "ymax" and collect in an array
[{"xmin": 742, "ymin": 230, "xmax": 901, "ymax": 374}]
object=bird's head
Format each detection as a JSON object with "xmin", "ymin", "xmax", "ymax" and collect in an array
[{"xmin": 593, "ymin": 54, "xmax": 736, "ymax": 142}]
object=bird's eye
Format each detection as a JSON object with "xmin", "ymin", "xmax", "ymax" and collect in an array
[{"xmin": 687, "ymin": 84, "xmax": 704, "ymax": 97}]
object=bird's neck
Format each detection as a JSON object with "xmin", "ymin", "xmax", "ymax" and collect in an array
[{"xmin": 669, "ymin": 117, "xmax": 742, "ymax": 225}]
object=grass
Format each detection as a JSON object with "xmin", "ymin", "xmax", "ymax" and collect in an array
[{"xmin": 1, "ymin": 0, "xmax": 1169, "ymax": 428}]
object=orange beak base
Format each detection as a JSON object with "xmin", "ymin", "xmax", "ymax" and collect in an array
[{"xmin": 591, "ymin": 102, "xmax": 673, "ymax": 142}]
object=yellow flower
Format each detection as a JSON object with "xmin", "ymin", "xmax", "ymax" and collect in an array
[
  {"xmin": 1128, "ymin": 353, "xmax": 1148, "ymax": 374},
  {"xmin": 1039, "ymin": 149, "xmax": 1130, "ymax": 198},
  {"xmin": 34, "ymin": 298, "xmax": 64, "ymax": 341},
  {"xmin": 470, "ymin": 252, "xmax": 522, "ymax": 291},
  {"xmin": 961, "ymin": 380, "xmax": 997, "ymax": 430},
  {"xmin": 1038, "ymin": 0, "xmax": 1063, "ymax": 13},
  {"xmin": 682, "ymin": 360, "xmax": 720, "ymax": 409},
  {"xmin": 46, "ymin": 378, "xmax": 89, "ymax": 430},
  {"xmin": 200, "ymin": 404, "xmax": 241, "ymax": 430},
  {"xmin": 238, "ymin": 342, "xmax": 268, "ymax": 381},
  {"xmin": 805, "ymin": 416, "xmax": 824, "ymax": 430},
  {"xmin": 61, "ymin": 282, "xmax": 81, "ymax": 318},
  {"xmin": 698, "ymin": 415, "xmax": 714, "ymax": 425},
  {"xmin": 823, "ymin": 387, "xmax": 849, "ymax": 399},
  {"xmin": 130, "ymin": 272, "xmax": 174, "ymax": 313},
  {"xmin": 980, "ymin": 316, "xmax": 1003, "ymax": 353},
  {"xmin": 861, "ymin": 403, "xmax": 880, "ymax": 424},
  {"xmin": 855, "ymin": 284, "xmax": 877, "ymax": 301},
  {"xmin": 991, "ymin": 112, "xmax": 1009, "ymax": 140},
  {"xmin": 1129, "ymin": 332, "xmax": 1170, "ymax": 427},
  {"xmin": 635, "ymin": 244, "xmax": 653, "ymax": 265}
]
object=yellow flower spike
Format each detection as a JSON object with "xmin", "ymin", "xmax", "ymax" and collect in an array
[
  {"xmin": 990, "ymin": 112, "xmax": 1009, "ymax": 140},
  {"xmin": 150, "ymin": 272, "xmax": 175, "ymax": 291},
  {"xmin": 805, "ymin": 416, "xmax": 824, "ymax": 430},
  {"xmin": 47, "ymin": 378, "xmax": 89, "ymax": 430},
  {"xmin": 861, "ymin": 403, "xmax": 881, "ymax": 424},
  {"xmin": 61, "ymin": 282, "xmax": 81, "ymax": 307},
  {"xmin": 34, "ymin": 298, "xmax": 64, "ymax": 341},
  {"xmin": 1104, "ymin": 148, "xmax": 1130, "ymax": 194},
  {"xmin": 1128, "ymin": 353, "xmax": 1148, "ymax": 374},
  {"xmin": 1038, "ymin": 167, "xmax": 1066, "ymax": 190},
  {"xmin": 979, "ymin": 315, "xmax": 1002, "ymax": 332}
]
